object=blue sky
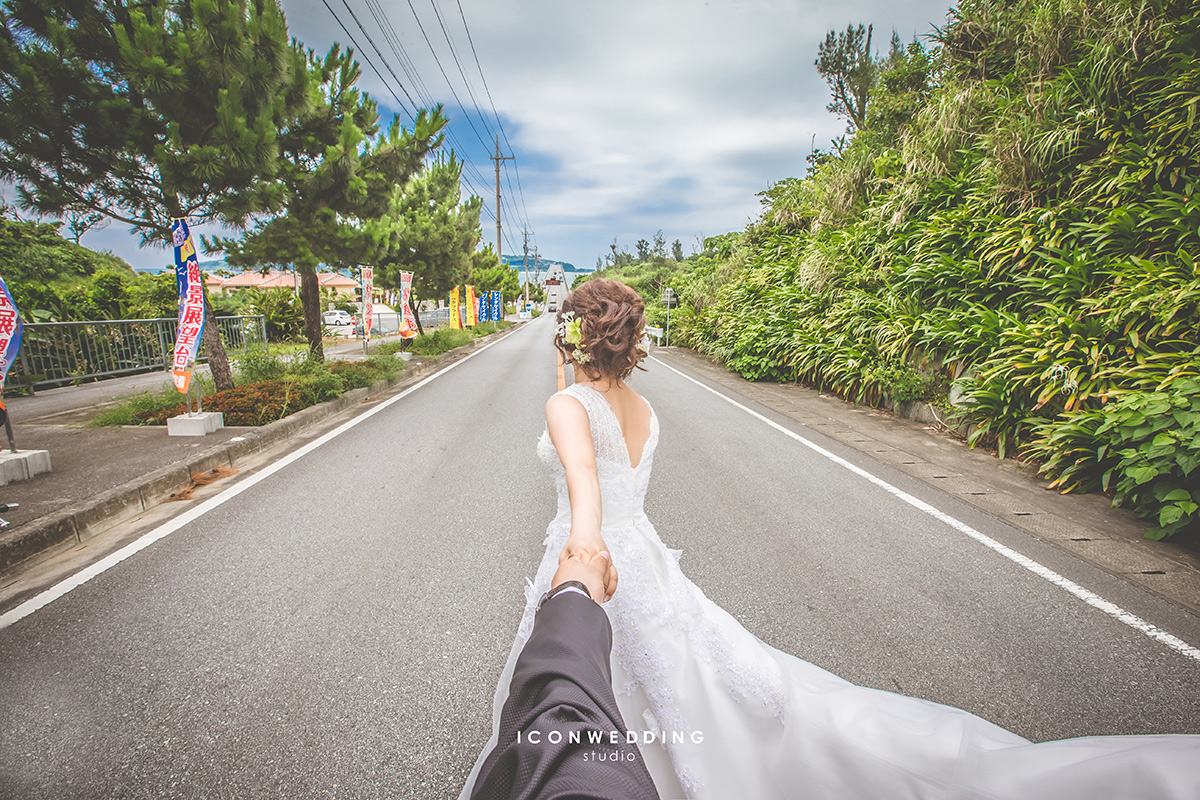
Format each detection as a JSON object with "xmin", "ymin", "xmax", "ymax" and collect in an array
[{"xmin": 70, "ymin": 0, "xmax": 956, "ymax": 274}]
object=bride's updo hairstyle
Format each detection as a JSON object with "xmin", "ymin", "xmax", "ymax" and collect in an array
[{"xmin": 554, "ymin": 279, "xmax": 647, "ymax": 382}]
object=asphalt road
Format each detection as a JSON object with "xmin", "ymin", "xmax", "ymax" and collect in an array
[{"xmin": 1, "ymin": 314, "xmax": 1198, "ymax": 798}]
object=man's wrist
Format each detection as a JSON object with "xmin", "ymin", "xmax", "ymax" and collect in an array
[{"xmin": 538, "ymin": 580, "xmax": 593, "ymax": 610}]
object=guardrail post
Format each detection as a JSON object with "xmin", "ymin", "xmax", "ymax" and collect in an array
[
  {"xmin": 18, "ymin": 346, "xmax": 35, "ymax": 396},
  {"xmin": 156, "ymin": 320, "xmax": 169, "ymax": 371}
]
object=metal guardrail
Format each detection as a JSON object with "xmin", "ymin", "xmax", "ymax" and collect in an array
[
  {"xmin": 8, "ymin": 315, "xmax": 268, "ymax": 392},
  {"xmin": 359, "ymin": 309, "xmax": 453, "ymax": 334}
]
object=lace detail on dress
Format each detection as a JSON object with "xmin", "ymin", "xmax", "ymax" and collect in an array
[{"xmin": 527, "ymin": 383, "xmax": 784, "ymax": 797}]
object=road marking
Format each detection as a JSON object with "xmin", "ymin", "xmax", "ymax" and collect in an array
[
  {"xmin": 650, "ymin": 355, "xmax": 1200, "ymax": 664},
  {"xmin": 0, "ymin": 328, "xmax": 525, "ymax": 631}
]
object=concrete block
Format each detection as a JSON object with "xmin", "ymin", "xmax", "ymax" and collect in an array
[
  {"xmin": 0, "ymin": 513, "xmax": 78, "ymax": 574},
  {"xmin": 0, "ymin": 449, "xmax": 52, "ymax": 486},
  {"xmin": 167, "ymin": 412, "xmax": 224, "ymax": 437},
  {"xmin": 138, "ymin": 465, "xmax": 192, "ymax": 508},
  {"xmin": 74, "ymin": 487, "xmax": 144, "ymax": 541},
  {"xmin": 187, "ymin": 452, "xmax": 230, "ymax": 479}
]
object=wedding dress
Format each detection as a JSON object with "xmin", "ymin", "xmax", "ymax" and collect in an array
[{"xmin": 460, "ymin": 382, "xmax": 1198, "ymax": 800}]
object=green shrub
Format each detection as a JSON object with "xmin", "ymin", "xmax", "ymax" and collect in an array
[
  {"xmin": 1026, "ymin": 378, "xmax": 1200, "ymax": 540},
  {"xmin": 132, "ymin": 380, "xmax": 319, "ymax": 427},
  {"xmin": 90, "ymin": 387, "xmax": 194, "ymax": 426},
  {"xmin": 235, "ymin": 349, "xmax": 286, "ymax": 383},
  {"xmin": 864, "ymin": 360, "xmax": 926, "ymax": 404},
  {"xmin": 411, "ymin": 328, "xmax": 472, "ymax": 356},
  {"xmin": 328, "ymin": 355, "xmax": 403, "ymax": 388},
  {"xmin": 294, "ymin": 371, "xmax": 345, "ymax": 403}
]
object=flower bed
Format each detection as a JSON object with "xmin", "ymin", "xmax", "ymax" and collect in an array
[{"xmin": 133, "ymin": 380, "xmax": 326, "ymax": 427}]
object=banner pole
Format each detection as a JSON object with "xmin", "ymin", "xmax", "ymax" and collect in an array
[{"xmin": 4, "ymin": 411, "xmax": 16, "ymax": 453}]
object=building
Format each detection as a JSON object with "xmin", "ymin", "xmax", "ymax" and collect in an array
[{"xmin": 211, "ymin": 270, "xmax": 359, "ymax": 299}]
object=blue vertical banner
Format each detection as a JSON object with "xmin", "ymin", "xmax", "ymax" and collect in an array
[
  {"xmin": 170, "ymin": 219, "xmax": 206, "ymax": 394},
  {"xmin": 478, "ymin": 295, "xmax": 487, "ymax": 323},
  {"xmin": 490, "ymin": 291, "xmax": 501, "ymax": 322},
  {"xmin": 0, "ymin": 274, "xmax": 24, "ymax": 395}
]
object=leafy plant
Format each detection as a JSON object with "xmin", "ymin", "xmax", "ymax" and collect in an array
[{"xmin": 1027, "ymin": 378, "xmax": 1200, "ymax": 539}]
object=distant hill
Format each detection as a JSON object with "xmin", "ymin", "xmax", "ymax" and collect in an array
[{"xmin": 500, "ymin": 254, "xmax": 594, "ymax": 284}]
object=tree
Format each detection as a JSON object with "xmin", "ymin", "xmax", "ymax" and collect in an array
[
  {"xmin": 815, "ymin": 23, "xmax": 882, "ymax": 133},
  {"xmin": 471, "ymin": 250, "xmax": 520, "ymax": 306},
  {"xmin": 64, "ymin": 205, "xmax": 110, "ymax": 245},
  {"xmin": 210, "ymin": 46, "xmax": 448, "ymax": 359},
  {"xmin": 652, "ymin": 229, "xmax": 666, "ymax": 258},
  {"xmin": 608, "ymin": 238, "xmax": 632, "ymax": 268},
  {"xmin": 864, "ymin": 38, "xmax": 936, "ymax": 145},
  {"xmin": 636, "ymin": 238, "xmax": 650, "ymax": 260},
  {"xmin": 377, "ymin": 154, "xmax": 483, "ymax": 331},
  {"xmin": 0, "ymin": 0, "xmax": 310, "ymax": 390},
  {"xmin": 672, "ymin": 239, "xmax": 684, "ymax": 262}
]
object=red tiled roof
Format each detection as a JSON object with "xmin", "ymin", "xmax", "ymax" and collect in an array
[
  {"xmin": 319, "ymin": 272, "xmax": 359, "ymax": 288},
  {"xmin": 220, "ymin": 270, "xmax": 355, "ymax": 289},
  {"xmin": 221, "ymin": 270, "xmax": 284, "ymax": 287}
]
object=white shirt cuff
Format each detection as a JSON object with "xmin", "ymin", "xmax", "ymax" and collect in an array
[{"xmin": 549, "ymin": 585, "xmax": 592, "ymax": 602}]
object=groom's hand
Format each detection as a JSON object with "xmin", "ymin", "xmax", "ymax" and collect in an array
[{"xmin": 553, "ymin": 550, "xmax": 618, "ymax": 603}]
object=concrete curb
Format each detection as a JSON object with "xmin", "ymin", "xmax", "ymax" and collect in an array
[{"xmin": 0, "ymin": 323, "xmax": 522, "ymax": 576}]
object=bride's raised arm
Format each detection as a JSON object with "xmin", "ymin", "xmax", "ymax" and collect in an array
[{"xmin": 545, "ymin": 393, "xmax": 608, "ymax": 563}]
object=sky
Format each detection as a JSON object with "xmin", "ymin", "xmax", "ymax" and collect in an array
[{"xmin": 71, "ymin": 0, "xmax": 956, "ymax": 273}]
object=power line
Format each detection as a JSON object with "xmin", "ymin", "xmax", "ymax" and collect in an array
[
  {"xmin": 427, "ymin": 0, "xmax": 498, "ymax": 145},
  {"xmin": 317, "ymin": 0, "xmax": 529, "ymax": 244},
  {"xmin": 318, "ymin": 0, "xmax": 416, "ymax": 119},
  {"xmin": 359, "ymin": 0, "xmax": 509, "ymax": 219},
  {"xmin": 453, "ymin": 0, "xmax": 531, "ymax": 229},
  {"xmin": 401, "ymin": 0, "xmax": 493, "ymax": 153}
]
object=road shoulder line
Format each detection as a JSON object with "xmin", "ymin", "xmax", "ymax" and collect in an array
[
  {"xmin": 649, "ymin": 353, "xmax": 1200, "ymax": 663},
  {"xmin": 0, "ymin": 325, "xmax": 524, "ymax": 630}
]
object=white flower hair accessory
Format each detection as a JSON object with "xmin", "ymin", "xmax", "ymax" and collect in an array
[
  {"xmin": 556, "ymin": 311, "xmax": 591, "ymax": 364},
  {"xmin": 637, "ymin": 331, "xmax": 650, "ymax": 357}
]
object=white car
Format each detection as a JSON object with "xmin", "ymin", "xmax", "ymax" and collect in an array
[{"xmin": 322, "ymin": 310, "xmax": 354, "ymax": 327}]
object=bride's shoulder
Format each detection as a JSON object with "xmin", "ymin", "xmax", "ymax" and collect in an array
[{"xmin": 545, "ymin": 389, "xmax": 589, "ymax": 424}]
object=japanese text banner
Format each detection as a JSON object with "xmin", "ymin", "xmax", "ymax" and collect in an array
[
  {"xmin": 465, "ymin": 285, "xmax": 478, "ymax": 327},
  {"xmin": 362, "ymin": 267, "xmax": 374, "ymax": 343},
  {"xmin": 0, "ymin": 274, "xmax": 24, "ymax": 395},
  {"xmin": 170, "ymin": 220, "xmax": 205, "ymax": 394},
  {"xmin": 399, "ymin": 271, "xmax": 418, "ymax": 339}
]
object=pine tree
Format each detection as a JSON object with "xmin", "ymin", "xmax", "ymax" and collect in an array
[
  {"xmin": 378, "ymin": 154, "xmax": 484, "ymax": 320},
  {"xmin": 0, "ymin": 0, "xmax": 311, "ymax": 390},
  {"xmin": 210, "ymin": 46, "xmax": 448, "ymax": 360}
]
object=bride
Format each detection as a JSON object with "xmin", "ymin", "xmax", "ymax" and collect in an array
[{"xmin": 460, "ymin": 279, "xmax": 1198, "ymax": 799}]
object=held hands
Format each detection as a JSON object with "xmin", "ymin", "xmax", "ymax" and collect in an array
[{"xmin": 554, "ymin": 545, "xmax": 618, "ymax": 603}]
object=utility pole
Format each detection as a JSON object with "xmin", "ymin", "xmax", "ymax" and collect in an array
[
  {"xmin": 522, "ymin": 229, "xmax": 531, "ymax": 312},
  {"xmin": 490, "ymin": 135, "xmax": 513, "ymax": 267}
]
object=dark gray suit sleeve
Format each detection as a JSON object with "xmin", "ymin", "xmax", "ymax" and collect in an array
[{"xmin": 471, "ymin": 592, "xmax": 660, "ymax": 800}]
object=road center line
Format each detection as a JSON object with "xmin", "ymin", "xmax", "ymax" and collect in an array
[
  {"xmin": 650, "ymin": 355, "xmax": 1200, "ymax": 663},
  {"xmin": 0, "ymin": 329, "xmax": 523, "ymax": 631}
]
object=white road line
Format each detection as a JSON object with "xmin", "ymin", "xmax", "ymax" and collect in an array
[
  {"xmin": 0, "ymin": 329, "xmax": 523, "ymax": 631},
  {"xmin": 650, "ymin": 355, "xmax": 1200, "ymax": 664}
]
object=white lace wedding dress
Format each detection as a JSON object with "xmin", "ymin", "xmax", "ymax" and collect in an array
[{"xmin": 460, "ymin": 383, "xmax": 1199, "ymax": 800}]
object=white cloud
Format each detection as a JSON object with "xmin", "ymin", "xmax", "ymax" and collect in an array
[{"xmin": 74, "ymin": 0, "xmax": 955, "ymax": 270}]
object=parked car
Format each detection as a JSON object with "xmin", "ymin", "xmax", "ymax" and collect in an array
[{"xmin": 322, "ymin": 310, "xmax": 354, "ymax": 327}]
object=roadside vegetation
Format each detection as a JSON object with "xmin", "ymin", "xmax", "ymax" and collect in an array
[
  {"xmin": 91, "ymin": 321, "xmax": 511, "ymax": 427},
  {"xmin": 583, "ymin": 0, "xmax": 1200, "ymax": 540}
]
